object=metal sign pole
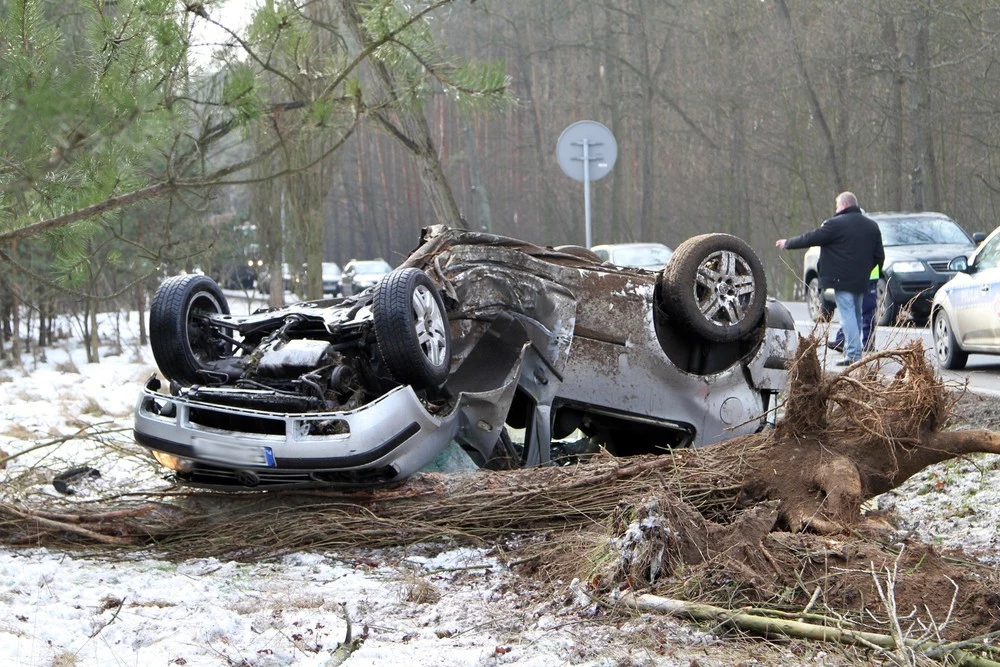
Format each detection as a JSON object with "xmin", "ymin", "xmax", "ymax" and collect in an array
[
  {"xmin": 556, "ymin": 121, "xmax": 617, "ymax": 247},
  {"xmin": 574, "ymin": 138, "xmax": 603, "ymax": 248},
  {"xmin": 582, "ymin": 139, "xmax": 592, "ymax": 248}
]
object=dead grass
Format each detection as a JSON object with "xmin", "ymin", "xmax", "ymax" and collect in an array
[
  {"xmin": 53, "ymin": 358, "xmax": 79, "ymax": 375},
  {"xmin": 4, "ymin": 424, "xmax": 37, "ymax": 440},
  {"xmin": 0, "ymin": 336, "xmax": 999, "ymax": 658},
  {"xmin": 50, "ymin": 650, "xmax": 79, "ymax": 667},
  {"xmin": 79, "ymin": 397, "xmax": 104, "ymax": 417},
  {"xmin": 402, "ymin": 575, "xmax": 441, "ymax": 604}
]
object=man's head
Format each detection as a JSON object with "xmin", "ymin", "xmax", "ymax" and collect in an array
[{"xmin": 836, "ymin": 191, "xmax": 858, "ymax": 212}]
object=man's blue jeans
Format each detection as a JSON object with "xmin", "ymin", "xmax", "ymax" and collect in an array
[
  {"xmin": 830, "ymin": 279, "xmax": 878, "ymax": 351},
  {"xmin": 834, "ymin": 290, "xmax": 865, "ymax": 362}
]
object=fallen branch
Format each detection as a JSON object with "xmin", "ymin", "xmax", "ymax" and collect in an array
[
  {"xmin": 618, "ymin": 592, "xmax": 1000, "ymax": 667},
  {"xmin": 0, "ymin": 422, "xmax": 129, "ymax": 468},
  {"xmin": 0, "ymin": 503, "xmax": 135, "ymax": 545},
  {"xmin": 326, "ymin": 603, "xmax": 365, "ymax": 667}
]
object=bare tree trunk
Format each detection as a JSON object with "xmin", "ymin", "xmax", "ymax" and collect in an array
[
  {"xmin": 881, "ymin": 9, "xmax": 905, "ymax": 210},
  {"xmin": 87, "ymin": 299, "xmax": 99, "ymax": 364},
  {"xmin": 339, "ymin": 0, "xmax": 465, "ymax": 229},
  {"xmin": 905, "ymin": 5, "xmax": 934, "ymax": 211},
  {"xmin": 516, "ymin": 10, "xmax": 564, "ymax": 242},
  {"xmin": 375, "ymin": 137, "xmax": 396, "ymax": 251},
  {"xmin": 463, "ymin": 122, "xmax": 493, "ymax": 233},
  {"xmin": 773, "ymin": 0, "xmax": 844, "ymax": 193},
  {"xmin": 9, "ymin": 290, "xmax": 20, "ymax": 363},
  {"xmin": 356, "ymin": 134, "xmax": 374, "ymax": 260}
]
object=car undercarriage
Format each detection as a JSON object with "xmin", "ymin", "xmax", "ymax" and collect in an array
[{"xmin": 134, "ymin": 226, "xmax": 796, "ymax": 489}]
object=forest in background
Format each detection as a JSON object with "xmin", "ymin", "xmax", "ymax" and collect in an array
[
  {"xmin": 376, "ymin": 0, "xmax": 1000, "ymax": 296},
  {"xmin": 3, "ymin": 0, "xmax": 1000, "ymax": 360}
]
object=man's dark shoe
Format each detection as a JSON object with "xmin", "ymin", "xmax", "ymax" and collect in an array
[
  {"xmin": 827, "ymin": 341, "xmax": 844, "ymax": 352},
  {"xmin": 834, "ymin": 358, "xmax": 854, "ymax": 367}
]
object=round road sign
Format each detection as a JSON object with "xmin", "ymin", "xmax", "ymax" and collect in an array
[{"xmin": 556, "ymin": 120, "xmax": 617, "ymax": 182}]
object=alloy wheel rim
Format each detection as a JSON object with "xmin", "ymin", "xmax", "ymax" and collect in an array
[
  {"xmin": 412, "ymin": 284, "xmax": 448, "ymax": 367},
  {"xmin": 694, "ymin": 250, "xmax": 756, "ymax": 326},
  {"xmin": 935, "ymin": 316, "xmax": 950, "ymax": 361}
]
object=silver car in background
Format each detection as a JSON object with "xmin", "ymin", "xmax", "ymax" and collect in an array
[
  {"xmin": 931, "ymin": 225, "xmax": 1000, "ymax": 369},
  {"xmin": 590, "ymin": 242, "xmax": 673, "ymax": 270},
  {"xmin": 339, "ymin": 258, "xmax": 392, "ymax": 296}
]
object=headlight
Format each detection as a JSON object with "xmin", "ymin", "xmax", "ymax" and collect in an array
[
  {"xmin": 890, "ymin": 261, "xmax": 924, "ymax": 273},
  {"xmin": 152, "ymin": 450, "xmax": 194, "ymax": 472}
]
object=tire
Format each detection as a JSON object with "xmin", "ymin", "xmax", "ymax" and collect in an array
[
  {"xmin": 149, "ymin": 275, "xmax": 233, "ymax": 385},
  {"xmin": 372, "ymin": 268, "xmax": 451, "ymax": 388},
  {"xmin": 933, "ymin": 310, "xmax": 968, "ymax": 370},
  {"xmin": 661, "ymin": 233, "xmax": 767, "ymax": 342},
  {"xmin": 875, "ymin": 278, "xmax": 901, "ymax": 326},
  {"xmin": 806, "ymin": 276, "xmax": 834, "ymax": 323}
]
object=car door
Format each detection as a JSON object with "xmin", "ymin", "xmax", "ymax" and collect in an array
[{"xmin": 952, "ymin": 233, "xmax": 1000, "ymax": 350}]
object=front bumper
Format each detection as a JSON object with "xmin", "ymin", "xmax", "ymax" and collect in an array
[
  {"xmin": 887, "ymin": 270, "xmax": 955, "ymax": 318},
  {"xmin": 133, "ymin": 376, "xmax": 461, "ymax": 488}
]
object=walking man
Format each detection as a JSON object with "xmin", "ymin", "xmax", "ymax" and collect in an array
[
  {"xmin": 777, "ymin": 192, "xmax": 884, "ymax": 366},
  {"xmin": 828, "ymin": 265, "xmax": 880, "ymax": 353}
]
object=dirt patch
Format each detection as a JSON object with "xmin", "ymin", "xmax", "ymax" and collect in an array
[{"xmin": 945, "ymin": 387, "xmax": 1000, "ymax": 431}]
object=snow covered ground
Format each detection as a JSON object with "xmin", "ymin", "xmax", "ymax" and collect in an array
[{"xmin": 0, "ymin": 296, "xmax": 998, "ymax": 666}]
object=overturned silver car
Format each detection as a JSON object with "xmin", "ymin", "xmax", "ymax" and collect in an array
[{"xmin": 133, "ymin": 226, "xmax": 796, "ymax": 489}]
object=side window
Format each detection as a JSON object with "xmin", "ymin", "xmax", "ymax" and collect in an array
[{"xmin": 974, "ymin": 236, "xmax": 1000, "ymax": 271}]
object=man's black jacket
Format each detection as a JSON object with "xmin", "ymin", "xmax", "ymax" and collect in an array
[{"xmin": 785, "ymin": 206, "xmax": 885, "ymax": 294}]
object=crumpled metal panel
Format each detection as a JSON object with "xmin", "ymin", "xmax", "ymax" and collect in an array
[
  {"xmin": 401, "ymin": 225, "xmax": 795, "ymax": 448},
  {"xmin": 402, "ymin": 226, "xmax": 580, "ymax": 375}
]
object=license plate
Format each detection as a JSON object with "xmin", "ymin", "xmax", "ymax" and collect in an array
[{"xmin": 191, "ymin": 438, "xmax": 275, "ymax": 467}]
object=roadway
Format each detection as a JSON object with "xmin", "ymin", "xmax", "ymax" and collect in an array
[{"xmin": 781, "ymin": 300, "xmax": 1000, "ymax": 396}]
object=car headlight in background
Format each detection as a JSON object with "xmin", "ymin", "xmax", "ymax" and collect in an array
[{"xmin": 889, "ymin": 261, "xmax": 924, "ymax": 273}]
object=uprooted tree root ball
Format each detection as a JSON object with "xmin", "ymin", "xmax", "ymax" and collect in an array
[{"xmin": 3, "ymin": 335, "xmax": 1000, "ymax": 651}]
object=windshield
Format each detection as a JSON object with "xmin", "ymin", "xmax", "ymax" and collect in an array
[
  {"xmin": 352, "ymin": 260, "xmax": 391, "ymax": 274},
  {"xmin": 612, "ymin": 245, "xmax": 673, "ymax": 269},
  {"xmin": 876, "ymin": 216, "xmax": 971, "ymax": 246}
]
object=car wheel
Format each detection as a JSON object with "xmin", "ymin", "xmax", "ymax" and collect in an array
[
  {"xmin": 876, "ymin": 278, "xmax": 901, "ymax": 326},
  {"xmin": 149, "ymin": 275, "xmax": 233, "ymax": 385},
  {"xmin": 373, "ymin": 268, "xmax": 451, "ymax": 388},
  {"xmin": 806, "ymin": 277, "xmax": 834, "ymax": 322},
  {"xmin": 661, "ymin": 233, "xmax": 767, "ymax": 342},
  {"xmin": 933, "ymin": 310, "xmax": 968, "ymax": 370}
]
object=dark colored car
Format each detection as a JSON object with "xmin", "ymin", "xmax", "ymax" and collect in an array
[
  {"xmin": 804, "ymin": 212, "xmax": 985, "ymax": 325},
  {"xmin": 133, "ymin": 226, "xmax": 796, "ymax": 490}
]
